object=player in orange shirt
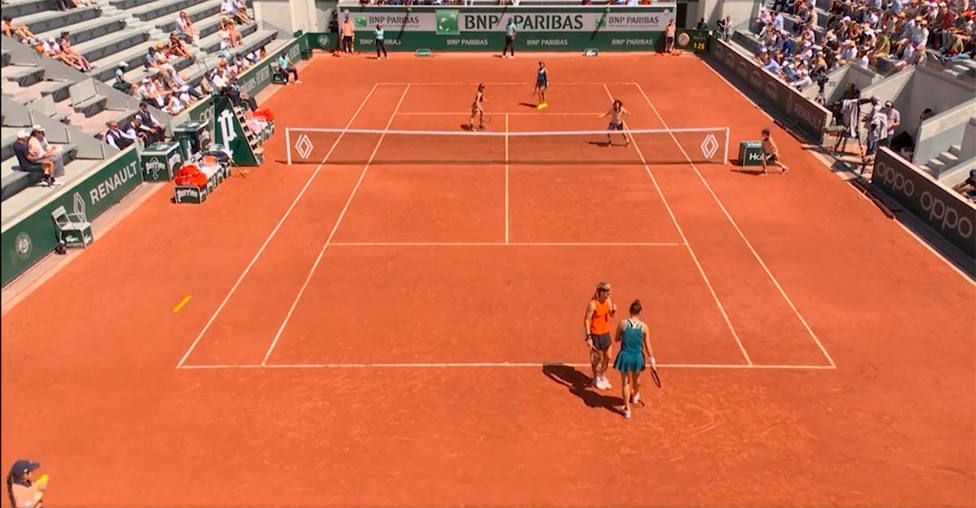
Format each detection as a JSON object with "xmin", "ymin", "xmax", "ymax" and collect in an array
[{"xmin": 583, "ymin": 281, "xmax": 617, "ymax": 390}]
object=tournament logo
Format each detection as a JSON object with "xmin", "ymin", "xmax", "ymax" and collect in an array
[
  {"xmin": 700, "ymin": 134, "xmax": 719, "ymax": 160},
  {"xmin": 295, "ymin": 134, "xmax": 314, "ymax": 160},
  {"xmin": 436, "ymin": 10, "xmax": 460, "ymax": 35},
  {"xmin": 14, "ymin": 232, "xmax": 32, "ymax": 259},
  {"xmin": 354, "ymin": 16, "xmax": 368, "ymax": 29},
  {"xmin": 317, "ymin": 34, "xmax": 330, "ymax": 48}
]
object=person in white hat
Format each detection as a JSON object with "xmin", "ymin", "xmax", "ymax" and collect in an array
[{"xmin": 12, "ymin": 130, "xmax": 57, "ymax": 187}]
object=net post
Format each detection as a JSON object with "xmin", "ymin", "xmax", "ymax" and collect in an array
[
  {"xmin": 723, "ymin": 127, "xmax": 730, "ymax": 164},
  {"xmin": 285, "ymin": 128, "xmax": 292, "ymax": 165}
]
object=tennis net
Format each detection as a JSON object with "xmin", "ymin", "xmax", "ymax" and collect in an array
[{"xmin": 284, "ymin": 127, "xmax": 729, "ymax": 166}]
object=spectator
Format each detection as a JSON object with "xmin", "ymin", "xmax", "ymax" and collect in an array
[
  {"xmin": 57, "ymin": 31, "xmax": 92, "ymax": 71},
  {"xmin": 176, "ymin": 11, "xmax": 199, "ymax": 45},
  {"xmin": 277, "ymin": 51, "xmax": 301, "ymax": 82},
  {"xmin": 103, "ymin": 120, "xmax": 139, "ymax": 149},
  {"xmin": 42, "ymin": 37, "xmax": 88, "ymax": 71},
  {"xmin": 12, "ymin": 131, "xmax": 56, "ymax": 187},
  {"xmin": 167, "ymin": 32, "xmax": 194, "ymax": 61},
  {"xmin": 234, "ymin": 0, "xmax": 252, "ymax": 23},
  {"xmin": 30, "ymin": 125, "xmax": 64, "ymax": 177},
  {"xmin": 226, "ymin": 76, "xmax": 258, "ymax": 111},
  {"xmin": 164, "ymin": 94, "xmax": 185, "ymax": 115},
  {"xmin": 112, "ymin": 63, "xmax": 135, "ymax": 94},
  {"xmin": 144, "ymin": 46, "xmax": 160, "ymax": 70},
  {"xmin": 717, "ymin": 16, "xmax": 732, "ymax": 41},
  {"xmin": 135, "ymin": 76, "xmax": 169, "ymax": 108},
  {"xmin": 221, "ymin": 0, "xmax": 250, "ymax": 24},
  {"xmin": 881, "ymin": 100, "xmax": 901, "ymax": 145},
  {"xmin": 135, "ymin": 102, "xmax": 165, "ymax": 144},
  {"xmin": 6, "ymin": 459, "xmax": 48, "ymax": 508},
  {"xmin": 953, "ymin": 169, "xmax": 976, "ymax": 202},
  {"xmin": 2, "ymin": 16, "xmax": 36, "ymax": 43},
  {"xmin": 219, "ymin": 18, "xmax": 242, "ymax": 49},
  {"xmin": 696, "ymin": 17, "xmax": 708, "ymax": 31}
]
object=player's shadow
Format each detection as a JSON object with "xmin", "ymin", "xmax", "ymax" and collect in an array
[
  {"xmin": 730, "ymin": 168, "xmax": 766, "ymax": 176},
  {"xmin": 542, "ymin": 364, "xmax": 622, "ymax": 414},
  {"xmin": 517, "ymin": 102, "xmax": 538, "ymax": 109}
]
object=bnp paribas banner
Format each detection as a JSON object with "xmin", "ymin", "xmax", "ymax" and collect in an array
[{"xmin": 347, "ymin": 6, "xmax": 676, "ymax": 51}]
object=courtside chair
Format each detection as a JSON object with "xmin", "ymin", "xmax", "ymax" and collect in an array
[
  {"xmin": 51, "ymin": 205, "xmax": 94, "ymax": 250},
  {"xmin": 269, "ymin": 62, "xmax": 288, "ymax": 85}
]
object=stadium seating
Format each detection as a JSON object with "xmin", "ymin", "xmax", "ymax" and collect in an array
[{"xmin": 1, "ymin": 0, "xmax": 285, "ymax": 207}]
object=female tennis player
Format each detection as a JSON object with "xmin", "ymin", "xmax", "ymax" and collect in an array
[
  {"xmin": 599, "ymin": 99, "xmax": 630, "ymax": 147},
  {"xmin": 583, "ymin": 282, "xmax": 617, "ymax": 390},
  {"xmin": 534, "ymin": 61, "xmax": 549, "ymax": 109},
  {"xmin": 467, "ymin": 83, "xmax": 487, "ymax": 131},
  {"xmin": 613, "ymin": 299, "xmax": 655, "ymax": 419}
]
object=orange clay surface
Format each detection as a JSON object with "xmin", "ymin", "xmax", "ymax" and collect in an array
[{"xmin": 2, "ymin": 53, "xmax": 974, "ymax": 507}]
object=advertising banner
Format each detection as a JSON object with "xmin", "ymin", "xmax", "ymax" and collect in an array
[
  {"xmin": 872, "ymin": 148, "xmax": 976, "ymax": 257},
  {"xmin": 344, "ymin": 6, "xmax": 677, "ymax": 52},
  {"xmin": 1, "ymin": 148, "xmax": 142, "ymax": 286},
  {"xmin": 708, "ymin": 39, "xmax": 831, "ymax": 143}
]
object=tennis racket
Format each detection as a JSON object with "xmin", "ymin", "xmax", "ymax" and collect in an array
[{"xmin": 650, "ymin": 365, "xmax": 662, "ymax": 388}]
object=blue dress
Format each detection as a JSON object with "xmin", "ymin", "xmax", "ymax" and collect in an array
[
  {"xmin": 613, "ymin": 319, "xmax": 646, "ymax": 373},
  {"xmin": 536, "ymin": 68, "xmax": 548, "ymax": 88}
]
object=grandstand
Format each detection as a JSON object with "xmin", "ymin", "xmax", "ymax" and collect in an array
[
  {"xmin": 722, "ymin": 0, "xmax": 975, "ymax": 185},
  {"xmin": 1, "ymin": 0, "xmax": 284, "ymax": 211}
]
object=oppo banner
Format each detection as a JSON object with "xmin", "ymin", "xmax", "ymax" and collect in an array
[{"xmin": 872, "ymin": 148, "xmax": 976, "ymax": 257}]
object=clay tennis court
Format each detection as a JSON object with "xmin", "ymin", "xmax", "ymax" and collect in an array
[{"xmin": 2, "ymin": 53, "xmax": 974, "ymax": 507}]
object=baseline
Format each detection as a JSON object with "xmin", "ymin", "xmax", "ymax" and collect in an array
[{"xmin": 178, "ymin": 361, "xmax": 836, "ymax": 370}]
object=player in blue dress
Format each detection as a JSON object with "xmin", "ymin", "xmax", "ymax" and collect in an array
[
  {"xmin": 613, "ymin": 299, "xmax": 656, "ymax": 419},
  {"xmin": 533, "ymin": 61, "xmax": 549, "ymax": 109}
]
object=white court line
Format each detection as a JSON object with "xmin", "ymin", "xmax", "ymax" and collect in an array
[
  {"xmin": 398, "ymin": 111, "xmax": 596, "ymax": 116},
  {"xmin": 178, "ymin": 361, "xmax": 835, "ymax": 370},
  {"xmin": 175, "ymin": 83, "xmax": 381, "ymax": 369},
  {"xmin": 379, "ymin": 81, "xmax": 622, "ymax": 86},
  {"xmin": 260, "ymin": 85, "xmax": 412, "ymax": 366},
  {"xmin": 328, "ymin": 242, "xmax": 685, "ymax": 247},
  {"xmin": 505, "ymin": 113, "xmax": 510, "ymax": 243},
  {"xmin": 602, "ymin": 83, "xmax": 753, "ymax": 366},
  {"xmin": 631, "ymin": 82, "xmax": 837, "ymax": 368}
]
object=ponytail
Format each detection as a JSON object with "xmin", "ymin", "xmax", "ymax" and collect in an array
[{"xmin": 6, "ymin": 472, "xmax": 15, "ymax": 508}]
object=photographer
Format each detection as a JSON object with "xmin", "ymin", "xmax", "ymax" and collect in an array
[{"xmin": 811, "ymin": 67, "xmax": 830, "ymax": 104}]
